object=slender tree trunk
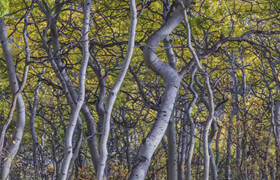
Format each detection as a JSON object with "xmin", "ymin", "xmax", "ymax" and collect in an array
[
  {"xmin": 185, "ymin": 66, "xmax": 198, "ymax": 180},
  {"xmin": 97, "ymin": 1, "xmax": 137, "ymax": 178},
  {"xmin": 196, "ymin": 126, "xmax": 203, "ymax": 180},
  {"xmin": 125, "ymin": 127, "xmax": 132, "ymax": 170},
  {"xmin": 167, "ymin": 116, "xmax": 178, "ymax": 180},
  {"xmin": 178, "ymin": 111, "xmax": 187, "ymax": 180},
  {"xmin": 182, "ymin": 8, "xmax": 215, "ymax": 180},
  {"xmin": 226, "ymin": 51, "xmax": 239, "ymax": 180},
  {"xmin": 81, "ymin": 106, "xmax": 100, "ymax": 170},
  {"xmin": 43, "ymin": 8, "xmax": 99, "ymax": 176},
  {"xmin": 215, "ymin": 124, "xmax": 221, "ymax": 173},
  {"xmin": 272, "ymin": 100, "xmax": 280, "ymax": 179},
  {"xmin": 67, "ymin": 131, "xmax": 83, "ymax": 180},
  {"xmin": 29, "ymin": 69, "xmax": 45, "ymax": 177},
  {"xmin": 0, "ymin": 17, "xmax": 26, "ymax": 179},
  {"xmin": 239, "ymin": 48, "xmax": 246, "ymax": 178},
  {"xmin": 40, "ymin": 3, "xmax": 100, "ymax": 173},
  {"xmin": 209, "ymin": 121, "xmax": 218, "ymax": 180},
  {"xmin": 59, "ymin": 1, "xmax": 92, "ymax": 179},
  {"xmin": 0, "ymin": 2, "xmax": 34, "ymax": 175},
  {"xmin": 37, "ymin": 2, "xmax": 101, "ymax": 174},
  {"xmin": 226, "ymin": 113, "xmax": 233, "ymax": 180},
  {"xmin": 262, "ymin": 130, "xmax": 270, "ymax": 180},
  {"xmin": 236, "ymin": 119, "xmax": 241, "ymax": 171}
]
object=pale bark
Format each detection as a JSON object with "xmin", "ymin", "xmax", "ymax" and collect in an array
[
  {"xmin": 39, "ymin": 0, "xmax": 100, "ymax": 171},
  {"xmin": 125, "ymin": 127, "xmax": 132, "ymax": 170},
  {"xmin": 0, "ymin": 17, "xmax": 26, "ymax": 179},
  {"xmin": 88, "ymin": 57, "xmax": 106, "ymax": 127},
  {"xmin": 182, "ymin": 7, "xmax": 215, "ymax": 180},
  {"xmin": 162, "ymin": 3, "xmax": 178, "ymax": 178},
  {"xmin": 39, "ymin": 0, "xmax": 100, "ymax": 176},
  {"xmin": 97, "ymin": 0, "xmax": 137, "ymax": 179},
  {"xmin": 209, "ymin": 121, "xmax": 218, "ymax": 180},
  {"xmin": 186, "ymin": 66, "xmax": 198, "ymax": 180},
  {"xmin": 67, "ymin": 131, "xmax": 83, "ymax": 180},
  {"xmin": 0, "ymin": 1, "xmax": 34, "ymax": 176},
  {"xmin": 129, "ymin": 2, "xmax": 192, "ymax": 179},
  {"xmin": 59, "ymin": 0, "xmax": 92, "ymax": 179}
]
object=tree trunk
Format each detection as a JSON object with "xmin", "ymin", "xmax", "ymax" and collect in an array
[
  {"xmin": 128, "ymin": 3, "xmax": 191, "ymax": 179},
  {"xmin": 96, "ymin": 1, "xmax": 137, "ymax": 179},
  {"xmin": 209, "ymin": 121, "xmax": 218, "ymax": 180},
  {"xmin": 178, "ymin": 112, "xmax": 187, "ymax": 180},
  {"xmin": 0, "ymin": 14, "xmax": 31, "ymax": 179},
  {"xmin": 59, "ymin": 1, "xmax": 92, "ymax": 179},
  {"xmin": 185, "ymin": 66, "xmax": 198, "ymax": 180},
  {"xmin": 182, "ymin": 8, "xmax": 215, "ymax": 180},
  {"xmin": 215, "ymin": 124, "xmax": 221, "ymax": 174},
  {"xmin": 226, "ymin": 51, "xmax": 239, "ymax": 180},
  {"xmin": 29, "ymin": 69, "xmax": 45, "ymax": 177},
  {"xmin": 167, "ymin": 117, "xmax": 178, "ymax": 180},
  {"xmin": 272, "ymin": 100, "xmax": 280, "ymax": 179}
]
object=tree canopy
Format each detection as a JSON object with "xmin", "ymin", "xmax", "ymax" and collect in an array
[{"xmin": 0, "ymin": 0, "xmax": 280, "ymax": 179}]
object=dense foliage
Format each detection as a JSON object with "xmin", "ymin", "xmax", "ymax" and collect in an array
[{"xmin": 0, "ymin": 0, "xmax": 280, "ymax": 179}]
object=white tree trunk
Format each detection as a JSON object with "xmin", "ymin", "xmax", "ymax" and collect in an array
[
  {"xmin": 38, "ymin": 0, "xmax": 100, "ymax": 172},
  {"xmin": 185, "ymin": 66, "xmax": 198, "ymax": 180},
  {"xmin": 97, "ymin": 0, "xmax": 137, "ymax": 179},
  {"xmin": 162, "ymin": 4, "xmax": 178, "ymax": 178},
  {"xmin": 128, "ymin": 2, "xmax": 193, "ymax": 179},
  {"xmin": 0, "ymin": 17, "xmax": 26, "ymax": 179},
  {"xmin": 0, "ymin": 1, "xmax": 35, "ymax": 176},
  {"xmin": 59, "ymin": 1, "xmax": 92, "ymax": 179},
  {"xmin": 182, "ymin": 7, "xmax": 215, "ymax": 180}
]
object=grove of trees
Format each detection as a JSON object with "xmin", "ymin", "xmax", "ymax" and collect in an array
[{"xmin": 0, "ymin": 0, "xmax": 280, "ymax": 179}]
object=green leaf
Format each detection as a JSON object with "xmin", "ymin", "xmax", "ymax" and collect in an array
[{"xmin": 0, "ymin": 0, "xmax": 9, "ymax": 17}]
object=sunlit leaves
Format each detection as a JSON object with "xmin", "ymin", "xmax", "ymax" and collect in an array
[{"xmin": 0, "ymin": 0, "xmax": 9, "ymax": 17}]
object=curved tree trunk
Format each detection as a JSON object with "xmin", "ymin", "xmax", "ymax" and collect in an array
[
  {"xmin": 162, "ymin": 2, "xmax": 179, "ymax": 178},
  {"xmin": 0, "ymin": 17, "xmax": 27, "ymax": 179},
  {"xmin": 182, "ymin": 7, "xmax": 215, "ymax": 180},
  {"xmin": 59, "ymin": 1, "xmax": 92, "ymax": 179},
  {"xmin": 185, "ymin": 66, "xmax": 198, "ymax": 180},
  {"xmin": 37, "ymin": 0, "xmax": 101, "ymax": 173},
  {"xmin": 96, "ymin": 1, "xmax": 137, "ymax": 179},
  {"xmin": 129, "ymin": 1, "xmax": 193, "ymax": 179},
  {"xmin": 0, "ymin": 1, "xmax": 35, "ymax": 176}
]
